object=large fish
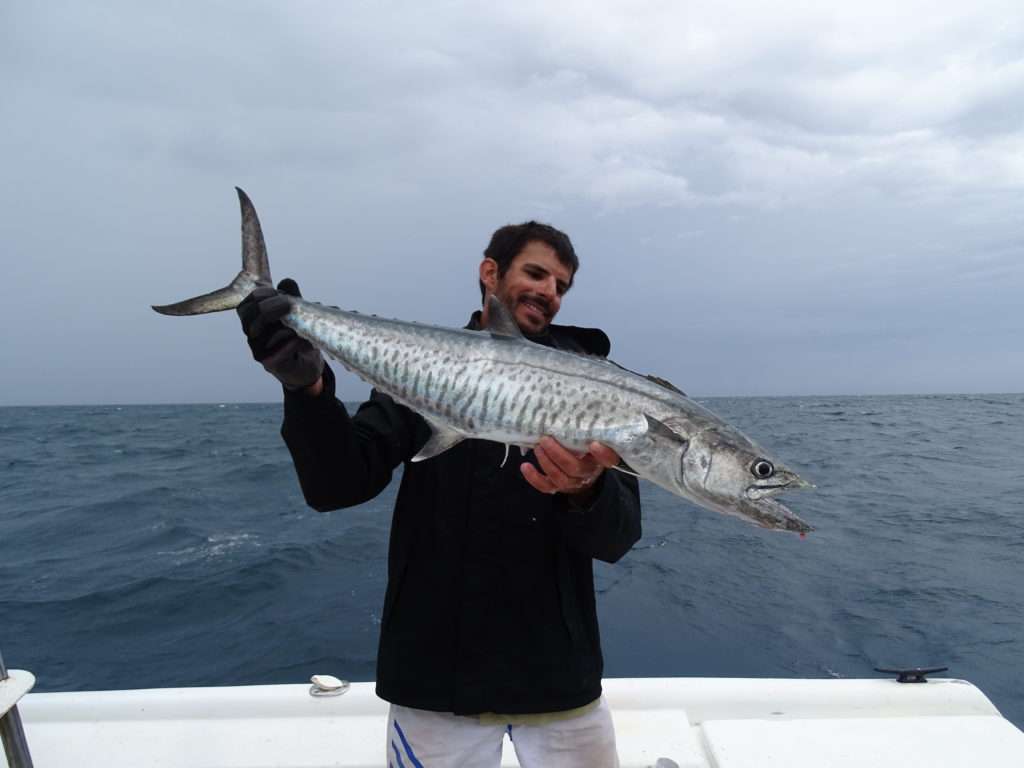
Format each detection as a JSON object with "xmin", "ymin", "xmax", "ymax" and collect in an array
[{"xmin": 154, "ymin": 189, "xmax": 813, "ymax": 533}]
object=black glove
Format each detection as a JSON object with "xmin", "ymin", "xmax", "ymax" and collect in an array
[{"xmin": 237, "ymin": 278, "xmax": 324, "ymax": 391}]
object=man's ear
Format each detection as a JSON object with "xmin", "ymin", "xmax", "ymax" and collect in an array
[{"xmin": 479, "ymin": 257, "xmax": 499, "ymax": 294}]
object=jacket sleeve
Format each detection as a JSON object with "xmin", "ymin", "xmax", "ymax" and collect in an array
[
  {"xmin": 556, "ymin": 468, "xmax": 642, "ymax": 563},
  {"xmin": 280, "ymin": 365, "xmax": 428, "ymax": 512}
]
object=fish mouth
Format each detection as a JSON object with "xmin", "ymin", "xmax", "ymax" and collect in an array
[
  {"xmin": 744, "ymin": 472, "xmax": 813, "ymax": 501},
  {"xmin": 731, "ymin": 471, "xmax": 813, "ymax": 532},
  {"xmin": 688, "ymin": 484, "xmax": 814, "ymax": 535},
  {"xmin": 744, "ymin": 484, "xmax": 790, "ymax": 499},
  {"xmin": 741, "ymin": 497, "xmax": 813, "ymax": 534}
]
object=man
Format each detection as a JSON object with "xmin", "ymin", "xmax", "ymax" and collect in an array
[{"xmin": 238, "ymin": 222, "xmax": 642, "ymax": 767}]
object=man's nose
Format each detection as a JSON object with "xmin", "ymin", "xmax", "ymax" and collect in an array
[{"xmin": 538, "ymin": 276, "xmax": 557, "ymax": 299}]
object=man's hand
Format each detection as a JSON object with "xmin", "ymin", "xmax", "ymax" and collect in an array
[
  {"xmin": 521, "ymin": 436, "xmax": 621, "ymax": 504},
  {"xmin": 237, "ymin": 278, "xmax": 325, "ymax": 393}
]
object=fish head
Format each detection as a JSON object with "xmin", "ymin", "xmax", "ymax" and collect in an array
[{"xmin": 677, "ymin": 427, "xmax": 814, "ymax": 533}]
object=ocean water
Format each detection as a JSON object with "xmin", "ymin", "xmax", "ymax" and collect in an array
[{"xmin": 1, "ymin": 394, "xmax": 1022, "ymax": 729}]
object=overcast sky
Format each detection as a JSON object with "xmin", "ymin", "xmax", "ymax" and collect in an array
[{"xmin": 3, "ymin": 1, "xmax": 1023, "ymax": 405}]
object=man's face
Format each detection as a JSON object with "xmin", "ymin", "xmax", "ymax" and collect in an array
[{"xmin": 486, "ymin": 241, "xmax": 573, "ymax": 334}]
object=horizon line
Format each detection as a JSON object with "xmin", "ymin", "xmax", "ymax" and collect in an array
[{"xmin": 2, "ymin": 390, "xmax": 1022, "ymax": 408}]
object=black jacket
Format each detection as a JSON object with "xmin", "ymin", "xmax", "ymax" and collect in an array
[{"xmin": 280, "ymin": 315, "xmax": 642, "ymax": 715}]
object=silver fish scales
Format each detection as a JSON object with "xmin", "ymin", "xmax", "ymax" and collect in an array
[{"xmin": 154, "ymin": 189, "xmax": 813, "ymax": 533}]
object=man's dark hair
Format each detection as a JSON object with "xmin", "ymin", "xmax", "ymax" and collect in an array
[{"xmin": 479, "ymin": 221, "xmax": 579, "ymax": 300}]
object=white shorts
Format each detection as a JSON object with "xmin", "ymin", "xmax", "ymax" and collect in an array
[{"xmin": 385, "ymin": 697, "xmax": 619, "ymax": 768}]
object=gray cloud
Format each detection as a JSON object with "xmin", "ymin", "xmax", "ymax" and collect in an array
[{"xmin": 3, "ymin": 0, "xmax": 1023, "ymax": 404}]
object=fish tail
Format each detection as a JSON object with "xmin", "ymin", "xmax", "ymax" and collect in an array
[{"xmin": 152, "ymin": 188, "xmax": 272, "ymax": 316}]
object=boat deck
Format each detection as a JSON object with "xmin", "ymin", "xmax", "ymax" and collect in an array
[{"xmin": 4, "ymin": 676, "xmax": 1024, "ymax": 767}]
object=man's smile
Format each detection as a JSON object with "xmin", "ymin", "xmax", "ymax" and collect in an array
[{"xmin": 518, "ymin": 295, "xmax": 551, "ymax": 321}]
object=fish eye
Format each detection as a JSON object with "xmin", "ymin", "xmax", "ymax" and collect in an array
[{"xmin": 751, "ymin": 459, "xmax": 775, "ymax": 479}]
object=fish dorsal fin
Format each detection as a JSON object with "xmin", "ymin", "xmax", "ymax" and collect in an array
[
  {"xmin": 604, "ymin": 359, "xmax": 687, "ymax": 397},
  {"xmin": 646, "ymin": 374, "xmax": 686, "ymax": 396},
  {"xmin": 411, "ymin": 418, "xmax": 465, "ymax": 462},
  {"xmin": 644, "ymin": 414, "xmax": 690, "ymax": 448},
  {"xmin": 484, "ymin": 295, "xmax": 524, "ymax": 337}
]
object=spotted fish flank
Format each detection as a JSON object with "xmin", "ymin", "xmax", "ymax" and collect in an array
[{"xmin": 154, "ymin": 189, "xmax": 814, "ymax": 533}]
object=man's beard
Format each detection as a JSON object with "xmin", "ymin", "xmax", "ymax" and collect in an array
[{"xmin": 501, "ymin": 291, "xmax": 552, "ymax": 332}]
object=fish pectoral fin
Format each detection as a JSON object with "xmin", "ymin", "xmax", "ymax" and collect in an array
[
  {"xmin": 644, "ymin": 414, "xmax": 690, "ymax": 447},
  {"xmin": 483, "ymin": 295, "xmax": 524, "ymax": 337},
  {"xmin": 411, "ymin": 421, "xmax": 465, "ymax": 462}
]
